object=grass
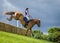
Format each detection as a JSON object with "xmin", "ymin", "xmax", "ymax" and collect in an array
[{"xmin": 0, "ymin": 31, "xmax": 54, "ymax": 43}]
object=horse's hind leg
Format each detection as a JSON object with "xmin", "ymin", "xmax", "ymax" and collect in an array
[
  {"xmin": 25, "ymin": 28, "xmax": 29, "ymax": 36},
  {"xmin": 29, "ymin": 29, "xmax": 32, "ymax": 36}
]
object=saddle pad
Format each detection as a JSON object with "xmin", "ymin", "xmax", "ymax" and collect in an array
[{"xmin": 23, "ymin": 17, "xmax": 28, "ymax": 22}]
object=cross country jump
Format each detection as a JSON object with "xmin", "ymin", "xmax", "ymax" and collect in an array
[{"xmin": 4, "ymin": 11, "xmax": 40, "ymax": 36}]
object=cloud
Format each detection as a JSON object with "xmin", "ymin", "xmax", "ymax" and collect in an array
[
  {"xmin": 3, "ymin": 0, "xmax": 21, "ymax": 12},
  {"xmin": 0, "ymin": 0, "xmax": 60, "ymax": 33},
  {"xmin": 0, "ymin": 0, "xmax": 23, "ymax": 26}
]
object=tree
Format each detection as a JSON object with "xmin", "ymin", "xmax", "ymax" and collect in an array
[
  {"xmin": 42, "ymin": 34, "xmax": 48, "ymax": 40},
  {"xmin": 48, "ymin": 27, "xmax": 60, "ymax": 33},
  {"xmin": 48, "ymin": 27, "xmax": 60, "ymax": 42},
  {"xmin": 32, "ymin": 30, "xmax": 43, "ymax": 39}
]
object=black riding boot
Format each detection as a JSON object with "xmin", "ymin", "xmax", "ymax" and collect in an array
[{"xmin": 24, "ymin": 21, "xmax": 29, "ymax": 28}]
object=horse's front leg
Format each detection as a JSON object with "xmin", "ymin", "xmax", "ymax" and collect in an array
[{"xmin": 7, "ymin": 15, "xmax": 13, "ymax": 21}]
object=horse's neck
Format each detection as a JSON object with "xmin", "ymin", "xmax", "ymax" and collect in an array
[
  {"xmin": 19, "ymin": 15, "xmax": 26, "ymax": 25},
  {"xmin": 26, "ymin": 20, "xmax": 36, "ymax": 29},
  {"xmin": 32, "ymin": 19, "xmax": 38, "ymax": 25}
]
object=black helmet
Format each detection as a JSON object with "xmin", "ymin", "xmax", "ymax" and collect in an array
[{"xmin": 26, "ymin": 8, "xmax": 29, "ymax": 10}]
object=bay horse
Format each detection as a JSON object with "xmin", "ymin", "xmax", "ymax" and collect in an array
[{"xmin": 4, "ymin": 11, "xmax": 40, "ymax": 36}]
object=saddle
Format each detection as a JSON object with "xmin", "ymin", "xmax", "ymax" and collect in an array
[
  {"xmin": 24, "ymin": 19, "xmax": 33, "ymax": 27},
  {"xmin": 23, "ymin": 17, "xmax": 33, "ymax": 27}
]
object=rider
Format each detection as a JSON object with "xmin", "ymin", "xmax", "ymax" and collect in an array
[
  {"xmin": 24, "ymin": 8, "xmax": 32, "ymax": 27},
  {"xmin": 24, "ymin": 8, "xmax": 30, "ymax": 23},
  {"xmin": 25, "ymin": 8, "xmax": 30, "ymax": 21}
]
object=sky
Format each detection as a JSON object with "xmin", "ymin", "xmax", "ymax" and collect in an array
[{"xmin": 0, "ymin": 0, "xmax": 60, "ymax": 34}]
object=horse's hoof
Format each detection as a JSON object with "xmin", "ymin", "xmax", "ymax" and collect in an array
[
  {"xmin": 25, "ymin": 34, "xmax": 27, "ymax": 36},
  {"xmin": 31, "ymin": 33, "xmax": 34, "ymax": 37}
]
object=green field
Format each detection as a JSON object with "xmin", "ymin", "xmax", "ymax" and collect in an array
[{"xmin": 0, "ymin": 31, "xmax": 54, "ymax": 43}]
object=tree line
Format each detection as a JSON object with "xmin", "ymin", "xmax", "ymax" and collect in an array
[{"xmin": 32, "ymin": 27, "xmax": 60, "ymax": 43}]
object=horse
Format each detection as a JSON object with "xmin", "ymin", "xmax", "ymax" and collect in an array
[{"xmin": 4, "ymin": 11, "xmax": 40, "ymax": 36}]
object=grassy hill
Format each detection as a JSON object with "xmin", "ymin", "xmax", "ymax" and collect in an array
[{"xmin": 0, "ymin": 31, "xmax": 54, "ymax": 43}]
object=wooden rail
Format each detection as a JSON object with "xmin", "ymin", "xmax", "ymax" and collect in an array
[{"xmin": 0, "ymin": 22, "xmax": 31, "ymax": 36}]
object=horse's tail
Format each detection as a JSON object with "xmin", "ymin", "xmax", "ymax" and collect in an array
[{"xmin": 4, "ymin": 11, "xmax": 15, "ymax": 15}]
